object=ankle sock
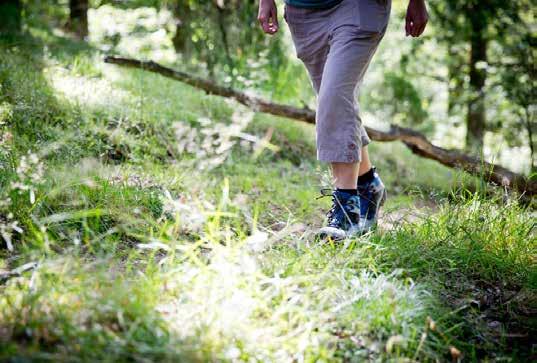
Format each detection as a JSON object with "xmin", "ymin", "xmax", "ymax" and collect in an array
[
  {"xmin": 358, "ymin": 167, "xmax": 376, "ymax": 186},
  {"xmin": 336, "ymin": 188, "xmax": 358, "ymax": 196}
]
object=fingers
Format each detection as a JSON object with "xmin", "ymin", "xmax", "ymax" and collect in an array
[
  {"xmin": 271, "ymin": 8, "xmax": 279, "ymax": 31},
  {"xmin": 413, "ymin": 19, "xmax": 427, "ymax": 37},
  {"xmin": 405, "ymin": 17, "xmax": 411, "ymax": 36},
  {"xmin": 258, "ymin": 14, "xmax": 270, "ymax": 34},
  {"xmin": 405, "ymin": 18, "xmax": 427, "ymax": 37},
  {"xmin": 258, "ymin": 6, "xmax": 278, "ymax": 34},
  {"xmin": 405, "ymin": 1, "xmax": 428, "ymax": 38},
  {"xmin": 417, "ymin": 19, "xmax": 428, "ymax": 36}
]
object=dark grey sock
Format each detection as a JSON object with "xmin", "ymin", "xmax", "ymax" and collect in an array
[
  {"xmin": 336, "ymin": 188, "xmax": 358, "ymax": 196},
  {"xmin": 358, "ymin": 167, "xmax": 376, "ymax": 186}
]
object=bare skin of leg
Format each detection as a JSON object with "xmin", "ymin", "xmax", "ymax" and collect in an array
[
  {"xmin": 331, "ymin": 147, "xmax": 372, "ymax": 189},
  {"xmin": 332, "ymin": 162, "xmax": 360, "ymax": 189}
]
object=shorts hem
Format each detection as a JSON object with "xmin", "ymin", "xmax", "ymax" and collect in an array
[{"xmin": 317, "ymin": 149, "xmax": 361, "ymax": 163}]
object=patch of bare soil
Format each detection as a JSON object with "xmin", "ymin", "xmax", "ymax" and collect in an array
[{"xmin": 378, "ymin": 199, "xmax": 438, "ymax": 231}]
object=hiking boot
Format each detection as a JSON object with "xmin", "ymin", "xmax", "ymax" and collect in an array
[
  {"xmin": 357, "ymin": 167, "xmax": 387, "ymax": 233},
  {"xmin": 318, "ymin": 189, "xmax": 361, "ymax": 240}
]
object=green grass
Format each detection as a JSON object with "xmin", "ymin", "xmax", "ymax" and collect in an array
[{"xmin": 0, "ymin": 29, "xmax": 535, "ymax": 362}]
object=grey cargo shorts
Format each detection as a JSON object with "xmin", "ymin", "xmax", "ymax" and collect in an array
[{"xmin": 284, "ymin": 0, "xmax": 391, "ymax": 163}]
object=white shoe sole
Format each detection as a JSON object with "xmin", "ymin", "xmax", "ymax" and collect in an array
[{"xmin": 318, "ymin": 225, "xmax": 362, "ymax": 241}]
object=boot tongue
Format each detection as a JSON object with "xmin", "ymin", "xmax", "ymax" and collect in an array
[
  {"xmin": 326, "ymin": 191, "xmax": 359, "ymax": 229},
  {"xmin": 333, "ymin": 191, "xmax": 360, "ymax": 216}
]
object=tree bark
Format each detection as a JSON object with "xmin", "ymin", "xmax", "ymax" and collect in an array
[
  {"xmin": 466, "ymin": 15, "xmax": 487, "ymax": 154},
  {"xmin": 69, "ymin": 0, "xmax": 89, "ymax": 39},
  {"xmin": 103, "ymin": 56, "xmax": 537, "ymax": 196},
  {"xmin": 524, "ymin": 109, "xmax": 536, "ymax": 174},
  {"xmin": 0, "ymin": 0, "xmax": 22, "ymax": 34},
  {"xmin": 172, "ymin": 2, "xmax": 190, "ymax": 54},
  {"xmin": 215, "ymin": 2, "xmax": 234, "ymax": 72}
]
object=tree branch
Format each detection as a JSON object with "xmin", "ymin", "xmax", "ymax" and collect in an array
[{"xmin": 104, "ymin": 56, "xmax": 536, "ymax": 196}]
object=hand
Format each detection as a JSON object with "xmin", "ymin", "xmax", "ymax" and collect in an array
[
  {"xmin": 405, "ymin": 0, "xmax": 428, "ymax": 37},
  {"xmin": 258, "ymin": 0, "xmax": 279, "ymax": 35}
]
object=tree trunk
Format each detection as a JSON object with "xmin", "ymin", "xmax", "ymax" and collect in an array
[
  {"xmin": 525, "ymin": 109, "xmax": 536, "ymax": 174},
  {"xmin": 0, "ymin": 0, "xmax": 22, "ymax": 34},
  {"xmin": 172, "ymin": 2, "xmax": 190, "ymax": 54},
  {"xmin": 69, "ymin": 0, "xmax": 89, "ymax": 39},
  {"xmin": 215, "ymin": 3, "xmax": 234, "ymax": 72},
  {"xmin": 465, "ymin": 16, "xmax": 487, "ymax": 154}
]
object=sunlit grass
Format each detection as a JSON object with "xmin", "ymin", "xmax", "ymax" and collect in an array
[{"xmin": 47, "ymin": 63, "xmax": 129, "ymax": 111}]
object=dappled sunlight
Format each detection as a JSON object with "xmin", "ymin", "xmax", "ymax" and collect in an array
[
  {"xmin": 46, "ymin": 64, "xmax": 130, "ymax": 110},
  {"xmin": 133, "ymin": 185, "xmax": 430, "ymax": 359},
  {"xmin": 155, "ymin": 230, "xmax": 427, "ymax": 360},
  {"xmin": 484, "ymin": 132, "xmax": 532, "ymax": 174},
  {"xmin": 171, "ymin": 109, "xmax": 280, "ymax": 169},
  {"xmin": 89, "ymin": 5, "xmax": 177, "ymax": 64}
]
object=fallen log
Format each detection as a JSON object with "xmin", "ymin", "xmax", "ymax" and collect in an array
[{"xmin": 104, "ymin": 56, "xmax": 536, "ymax": 196}]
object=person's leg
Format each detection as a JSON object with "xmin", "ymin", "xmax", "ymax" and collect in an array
[
  {"xmin": 332, "ymin": 162, "xmax": 360, "ymax": 189},
  {"xmin": 316, "ymin": 28, "xmax": 379, "ymax": 184},
  {"xmin": 311, "ymin": 27, "xmax": 379, "ymax": 238},
  {"xmin": 285, "ymin": 6, "xmax": 362, "ymax": 239},
  {"xmin": 359, "ymin": 147, "xmax": 373, "ymax": 176},
  {"xmin": 313, "ymin": 0, "xmax": 392, "ymax": 238},
  {"xmin": 285, "ymin": 1, "xmax": 388, "ymax": 238}
]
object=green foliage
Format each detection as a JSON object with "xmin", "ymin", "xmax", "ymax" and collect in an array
[
  {"xmin": 169, "ymin": 0, "xmax": 296, "ymax": 93},
  {"xmin": 376, "ymin": 71, "xmax": 428, "ymax": 126},
  {"xmin": 496, "ymin": 22, "xmax": 536, "ymax": 172},
  {"xmin": 0, "ymin": 46, "xmax": 63, "ymax": 144},
  {"xmin": 429, "ymin": 0, "xmax": 521, "ymax": 108},
  {"xmin": 428, "ymin": 0, "xmax": 535, "ymax": 156},
  {"xmin": 379, "ymin": 196, "xmax": 536, "ymax": 289},
  {"xmin": 372, "ymin": 195, "xmax": 537, "ymax": 358}
]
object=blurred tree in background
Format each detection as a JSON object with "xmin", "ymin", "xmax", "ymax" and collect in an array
[
  {"xmin": 86, "ymin": 0, "xmax": 293, "ymax": 94},
  {"xmin": 497, "ymin": 16, "xmax": 536, "ymax": 173},
  {"xmin": 167, "ymin": 0, "xmax": 290, "ymax": 91},
  {"xmin": 68, "ymin": 0, "xmax": 89, "ymax": 38},
  {"xmin": 429, "ymin": 0, "xmax": 535, "ymax": 158},
  {"xmin": 0, "ymin": 0, "xmax": 22, "ymax": 34}
]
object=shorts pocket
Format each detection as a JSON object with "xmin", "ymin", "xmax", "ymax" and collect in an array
[
  {"xmin": 284, "ymin": 6, "xmax": 312, "ymax": 38},
  {"xmin": 355, "ymin": 0, "xmax": 390, "ymax": 33},
  {"xmin": 285, "ymin": 6, "xmax": 327, "ymax": 61}
]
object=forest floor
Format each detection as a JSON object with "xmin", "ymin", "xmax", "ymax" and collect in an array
[{"xmin": 0, "ymin": 29, "xmax": 535, "ymax": 362}]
